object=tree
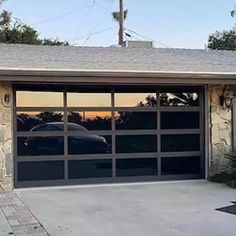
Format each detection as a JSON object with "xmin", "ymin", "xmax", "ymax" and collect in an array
[
  {"xmin": 0, "ymin": 0, "xmax": 11, "ymax": 27},
  {"xmin": 207, "ymin": 7, "xmax": 236, "ymax": 51},
  {"xmin": 231, "ymin": 8, "xmax": 236, "ymax": 17},
  {"xmin": 112, "ymin": 9, "xmax": 128, "ymax": 22},
  {"xmin": 0, "ymin": 21, "xmax": 69, "ymax": 45},
  {"xmin": 208, "ymin": 29, "xmax": 236, "ymax": 51}
]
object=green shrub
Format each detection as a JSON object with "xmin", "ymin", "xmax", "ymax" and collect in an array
[{"xmin": 209, "ymin": 172, "xmax": 232, "ymax": 183}]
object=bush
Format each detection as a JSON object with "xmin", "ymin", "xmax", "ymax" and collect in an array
[
  {"xmin": 209, "ymin": 172, "xmax": 232, "ymax": 183},
  {"xmin": 210, "ymin": 171, "xmax": 236, "ymax": 189}
]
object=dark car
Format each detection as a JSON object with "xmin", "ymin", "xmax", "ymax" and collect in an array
[{"xmin": 23, "ymin": 122, "xmax": 110, "ymax": 155}]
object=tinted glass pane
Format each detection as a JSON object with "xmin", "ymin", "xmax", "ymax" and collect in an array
[
  {"xmin": 161, "ymin": 112, "xmax": 199, "ymax": 129},
  {"xmin": 67, "ymin": 93, "xmax": 111, "ymax": 107},
  {"xmin": 16, "ymin": 91, "xmax": 63, "ymax": 107},
  {"xmin": 115, "ymin": 112, "xmax": 157, "ymax": 130},
  {"xmin": 17, "ymin": 112, "xmax": 64, "ymax": 132},
  {"xmin": 18, "ymin": 161, "xmax": 64, "ymax": 181},
  {"xmin": 68, "ymin": 135, "xmax": 112, "ymax": 155},
  {"xmin": 161, "ymin": 156, "xmax": 200, "ymax": 175},
  {"xmin": 68, "ymin": 160, "xmax": 112, "ymax": 179},
  {"xmin": 116, "ymin": 158, "xmax": 157, "ymax": 177},
  {"xmin": 160, "ymin": 91, "xmax": 199, "ymax": 107},
  {"xmin": 115, "ymin": 93, "xmax": 157, "ymax": 107},
  {"xmin": 68, "ymin": 111, "xmax": 111, "ymax": 130},
  {"xmin": 116, "ymin": 135, "xmax": 157, "ymax": 153},
  {"xmin": 17, "ymin": 137, "xmax": 64, "ymax": 156},
  {"xmin": 161, "ymin": 134, "xmax": 200, "ymax": 152}
]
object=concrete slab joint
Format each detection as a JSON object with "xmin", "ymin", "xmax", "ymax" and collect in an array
[{"xmin": 0, "ymin": 82, "xmax": 13, "ymax": 191}]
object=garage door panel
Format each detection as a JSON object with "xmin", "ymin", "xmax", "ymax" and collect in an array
[
  {"xmin": 115, "ymin": 111, "xmax": 157, "ymax": 130},
  {"xmin": 14, "ymin": 86, "xmax": 204, "ymax": 187},
  {"xmin": 161, "ymin": 112, "xmax": 200, "ymax": 129},
  {"xmin": 17, "ymin": 136, "xmax": 64, "ymax": 156},
  {"xmin": 116, "ymin": 135, "xmax": 157, "ymax": 153},
  {"xmin": 161, "ymin": 134, "xmax": 200, "ymax": 152},
  {"xmin": 116, "ymin": 158, "xmax": 158, "ymax": 177},
  {"xmin": 68, "ymin": 135, "xmax": 112, "ymax": 155},
  {"xmin": 161, "ymin": 156, "xmax": 201, "ymax": 175},
  {"xmin": 68, "ymin": 111, "xmax": 112, "ymax": 130},
  {"xmin": 68, "ymin": 160, "xmax": 112, "ymax": 179},
  {"xmin": 18, "ymin": 161, "xmax": 65, "ymax": 181}
]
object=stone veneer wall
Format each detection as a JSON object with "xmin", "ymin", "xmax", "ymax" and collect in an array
[
  {"xmin": 0, "ymin": 82, "xmax": 13, "ymax": 190},
  {"xmin": 209, "ymin": 84, "xmax": 235, "ymax": 175}
]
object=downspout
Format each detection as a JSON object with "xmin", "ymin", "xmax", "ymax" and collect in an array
[{"xmin": 206, "ymin": 85, "xmax": 213, "ymax": 177}]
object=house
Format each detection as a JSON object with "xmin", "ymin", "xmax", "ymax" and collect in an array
[{"xmin": 0, "ymin": 43, "xmax": 236, "ymax": 189}]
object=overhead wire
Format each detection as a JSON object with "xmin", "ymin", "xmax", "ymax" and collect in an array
[
  {"xmin": 74, "ymin": 0, "xmax": 98, "ymax": 41},
  {"xmin": 32, "ymin": 0, "xmax": 106, "ymax": 26},
  {"xmin": 69, "ymin": 26, "xmax": 116, "ymax": 45},
  {"xmin": 82, "ymin": 0, "xmax": 115, "ymax": 45},
  {"xmin": 125, "ymin": 28, "xmax": 170, "ymax": 48}
]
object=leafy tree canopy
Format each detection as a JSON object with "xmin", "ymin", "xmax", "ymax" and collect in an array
[
  {"xmin": 112, "ymin": 9, "xmax": 128, "ymax": 22},
  {"xmin": 208, "ymin": 29, "xmax": 236, "ymax": 51},
  {"xmin": 0, "ymin": 0, "xmax": 11, "ymax": 27},
  {"xmin": 0, "ymin": 22, "xmax": 69, "ymax": 45},
  {"xmin": 0, "ymin": 0, "xmax": 68, "ymax": 45}
]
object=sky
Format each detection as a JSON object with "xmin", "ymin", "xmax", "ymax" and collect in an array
[{"xmin": 3, "ymin": 0, "xmax": 236, "ymax": 49}]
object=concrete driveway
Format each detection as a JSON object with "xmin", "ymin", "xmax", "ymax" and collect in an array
[{"xmin": 16, "ymin": 180, "xmax": 236, "ymax": 236}]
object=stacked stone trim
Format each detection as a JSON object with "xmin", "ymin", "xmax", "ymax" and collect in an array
[
  {"xmin": 209, "ymin": 85, "xmax": 235, "ymax": 175},
  {"xmin": 0, "ymin": 82, "xmax": 13, "ymax": 190}
]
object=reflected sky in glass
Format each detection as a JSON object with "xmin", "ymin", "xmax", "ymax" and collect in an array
[
  {"xmin": 67, "ymin": 93, "xmax": 111, "ymax": 107},
  {"xmin": 16, "ymin": 91, "xmax": 63, "ymax": 107},
  {"xmin": 115, "ymin": 93, "xmax": 157, "ymax": 107}
]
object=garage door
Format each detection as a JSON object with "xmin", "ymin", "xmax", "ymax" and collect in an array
[{"xmin": 14, "ymin": 85, "xmax": 204, "ymax": 187}]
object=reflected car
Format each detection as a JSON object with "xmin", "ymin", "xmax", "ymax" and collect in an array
[{"xmin": 24, "ymin": 122, "xmax": 110, "ymax": 155}]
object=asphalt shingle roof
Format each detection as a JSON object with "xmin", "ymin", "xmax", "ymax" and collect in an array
[{"xmin": 0, "ymin": 43, "xmax": 236, "ymax": 73}]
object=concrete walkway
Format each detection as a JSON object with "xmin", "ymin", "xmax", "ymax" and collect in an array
[
  {"xmin": 15, "ymin": 180, "xmax": 236, "ymax": 236},
  {"xmin": 0, "ymin": 189, "xmax": 48, "ymax": 236}
]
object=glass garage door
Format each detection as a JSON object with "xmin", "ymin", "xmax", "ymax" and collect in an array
[{"xmin": 14, "ymin": 86, "xmax": 204, "ymax": 187}]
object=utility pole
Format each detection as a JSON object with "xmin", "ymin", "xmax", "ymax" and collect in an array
[{"xmin": 119, "ymin": 0, "xmax": 124, "ymax": 45}]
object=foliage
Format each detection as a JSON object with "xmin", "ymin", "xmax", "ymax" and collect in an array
[
  {"xmin": 231, "ymin": 9, "xmax": 236, "ymax": 17},
  {"xmin": 0, "ymin": 0, "xmax": 11, "ymax": 27},
  {"xmin": 225, "ymin": 152, "xmax": 236, "ymax": 168},
  {"xmin": 112, "ymin": 9, "xmax": 128, "ymax": 22},
  {"xmin": 210, "ymin": 152, "xmax": 236, "ymax": 188},
  {"xmin": 0, "ymin": 22, "xmax": 69, "ymax": 45},
  {"xmin": 209, "ymin": 172, "xmax": 233, "ymax": 183},
  {"xmin": 208, "ymin": 29, "xmax": 236, "ymax": 51}
]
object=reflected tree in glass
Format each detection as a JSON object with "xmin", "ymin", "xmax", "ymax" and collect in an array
[
  {"xmin": 137, "ymin": 95, "xmax": 157, "ymax": 107},
  {"xmin": 68, "ymin": 112, "xmax": 111, "ymax": 130},
  {"xmin": 160, "ymin": 92, "xmax": 199, "ymax": 107},
  {"xmin": 17, "ymin": 112, "xmax": 63, "ymax": 131},
  {"xmin": 115, "ymin": 95, "xmax": 157, "ymax": 130},
  {"xmin": 36, "ymin": 112, "xmax": 63, "ymax": 122}
]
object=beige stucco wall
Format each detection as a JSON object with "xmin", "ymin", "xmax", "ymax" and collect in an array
[
  {"xmin": 0, "ymin": 82, "xmax": 13, "ymax": 190},
  {"xmin": 209, "ymin": 84, "xmax": 235, "ymax": 175}
]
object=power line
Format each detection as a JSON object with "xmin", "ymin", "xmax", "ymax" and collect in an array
[
  {"xmin": 32, "ymin": 0, "xmax": 106, "ymax": 26},
  {"xmin": 74, "ymin": 0, "xmax": 98, "ymax": 39},
  {"xmin": 82, "ymin": 0, "xmax": 115, "ymax": 45},
  {"xmin": 69, "ymin": 26, "xmax": 116, "ymax": 44},
  {"xmin": 125, "ymin": 28, "xmax": 170, "ymax": 48}
]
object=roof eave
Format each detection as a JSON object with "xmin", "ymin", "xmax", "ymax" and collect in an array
[{"xmin": 0, "ymin": 68, "xmax": 236, "ymax": 84}]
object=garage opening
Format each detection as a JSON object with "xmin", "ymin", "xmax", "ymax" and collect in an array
[{"xmin": 14, "ymin": 85, "xmax": 205, "ymax": 187}]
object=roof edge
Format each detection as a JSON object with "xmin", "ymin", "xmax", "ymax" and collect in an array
[{"xmin": 0, "ymin": 68, "xmax": 236, "ymax": 79}]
